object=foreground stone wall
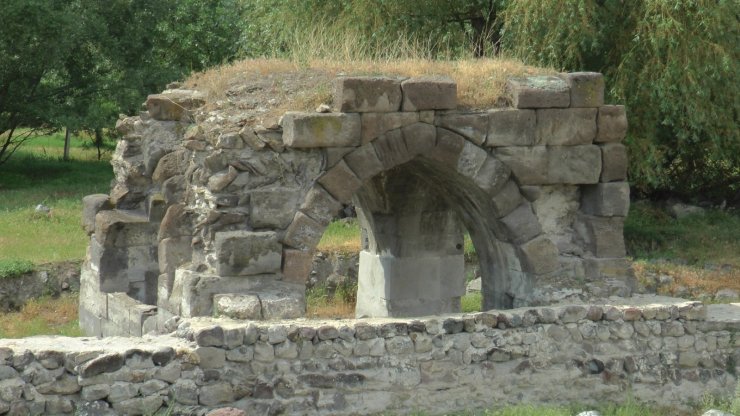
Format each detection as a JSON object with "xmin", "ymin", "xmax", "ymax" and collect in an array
[{"xmin": 0, "ymin": 300, "xmax": 737, "ymax": 415}]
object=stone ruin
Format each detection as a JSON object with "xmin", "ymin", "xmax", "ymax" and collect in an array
[{"xmin": 79, "ymin": 72, "xmax": 635, "ymax": 337}]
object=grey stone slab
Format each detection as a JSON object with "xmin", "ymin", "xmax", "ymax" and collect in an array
[
  {"xmin": 282, "ymin": 112, "xmax": 361, "ymax": 148},
  {"xmin": 401, "ymin": 76, "xmax": 457, "ymax": 111},
  {"xmin": 435, "ymin": 112, "xmax": 488, "ymax": 145},
  {"xmin": 214, "ymin": 293, "xmax": 262, "ymax": 319},
  {"xmin": 507, "ymin": 76, "xmax": 570, "ymax": 109},
  {"xmin": 536, "ymin": 108, "xmax": 597, "ymax": 145},
  {"xmin": 491, "ymin": 180, "xmax": 522, "ymax": 218},
  {"xmin": 472, "ymin": 156, "xmax": 510, "ymax": 194},
  {"xmin": 495, "ymin": 146, "xmax": 548, "ymax": 185},
  {"xmin": 517, "ymin": 235, "xmax": 559, "ymax": 274},
  {"xmin": 325, "ymin": 147, "xmax": 355, "ymax": 168},
  {"xmin": 249, "ymin": 188, "xmax": 302, "ymax": 229},
  {"xmin": 456, "ymin": 140, "xmax": 488, "ymax": 178},
  {"xmin": 299, "ymin": 185, "xmax": 343, "ymax": 226},
  {"xmin": 282, "ymin": 248, "xmax": 314, "ymax": 284},
  {"xmin": 547, "ymin": 145, "xmax": 601, "ymax": 184},
  {"xmin": 575, "ymin": 214, "xmax": 626, "ymax": 258},
  {"xmin": 600, "ymin": 143, "xmax": 628, "ymax": 182},
  {"xmin": 500, "ymin": 202, "xmax": 543, "ymax": 244},
  {"xmin": 152, "ymin": 149, "xmax": 187, "ymax": 184},
  {"xmin": 344, "ymin": 143, "xmax": 385, "ymax": 181},
  {"xmin": 94, "ymin": 210, "xmax": 157, "ymax": 248},
  {"xmin": 424, "ymin": 128, "xmax": 465, "ymax": 166},
  {"xmin": 215, "ymin": 231, "xmax": 282, "ymax": 276},
  {"xmin": 564, "ymin": 72, "xmax": 604, "ymax": 108},
  {"xmin": 401, "ymin": 122, "xmax": 437, "ymax": 156},
  {"xmin": 317, "ymin": 160, "xmax": 363, "ymax": 203},
  {"xmin": 372, "ymin": 129, "xmax": 413, "ymax": 169},
  {"xmin": 487, "ymin": 109, "xmax": 536, "ymax": 147},
  {"xmin": 361, "ymin": 112, "xmax": 418, "ymax": 144},
  {"xmin": 596, "ymin": 105, "xmax": 628, "ymax": 142},
  {"xmin": 580, "ymin": 182, "xmax": 630, "ymax": 217},
  {"xmin": 82, "ymin": 194, "xmax": 112, "ymax": 235},
  {"xmin": 334, "ymin": 76, "xmax": 403, "ymax": 112},
  {"xmin": 282, "ymin": 211, "xmax": 325, "ymax": 251}
]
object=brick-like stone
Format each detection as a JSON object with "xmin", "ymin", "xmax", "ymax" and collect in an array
[
  {"xmin": 596, "ymin": 105, "xmax": 628, "ymax": 142},
  {"xmin": 282, "ymin": 211, "xmax": 325, "ymax": 251},
  {"xmin": 344, "ymin": 143, "xmax": 384, "ymax": 181},
  {"xmin": 435, "ymin": 112, "xmax": 488, "ymax": 145},
  {"xmin": 317, "ymin": 160, "xmax": 363, "ymax": 204},
  {"xmin": 401, "ymin": 76, "xmax": 457, "ymax": 111},
  {"xmin": 360, "ymin": 112, "xmax": 418, "ymax": 144},
  {"xmin": 507, "ymin": 76, "xmax": 570, "ymax": 109},
  {"xmin": 299, "ymin": 185, "xmax": 342, "ymax": 226},
  {"xmin": 500, "ymin": 202, "xmax": 542, "ymax": 244},
  {"xmin": 575, "ymin": 214, "xmax": 626, "ymax": 258},
  {"xmin": 282, "ymin": 112, "xmax": 361, "ymax": 148},
  {"xmin": 214, "ymin": 231, "xmax": 282, "ymax": 276},
  {"xmin": 600, "ymin": 143, "xmax": 628, "ymax": 182},
  {"xmin": 249, "ymin": 188, "xmax": 302, "ymax": 229},
  {"xmin": 536, "ymin": 108, "xmax": 597, "ymax": 145},
  {"xmin": 487, "ymin": 109, "xmax": 536, "ymax": 147},
  {"xmin": 490, "ymin": 180, "xmax": 522, "ymax": 218},
  {"xmin": 282, "ymin": 249, "xmax": 314, "ymax": 284},
  {"xmin": 496, "ymin": 146, "xmax": 548, "ymax": 185},
  {"xmin": 564, "ymin": 72, "xmax": 604, "ymax": 108},
  {"xmin": 334, "ymin": 76, "xmax": 403, "ymax": 112},
  {"xmin": 82, "ymin": 194, "xmax": 112, "ymax": 235},
  {"xmin": 580, "ymin": 182, "xmax": 630, "ymax": 217},
  {"xmin": 547, "ymin": 145, "xmax": 601, "ymax": 184},
  {"xmin": 517, "ymin": 236, "xmax": 559, "ymax": 274}
]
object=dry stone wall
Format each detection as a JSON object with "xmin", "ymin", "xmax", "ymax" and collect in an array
[
  {"xmin": 80, "ymin": 71, "xmax": 634, "ymax": 337},
  {"xmin": 0, "ymin": 300, "xmax": 737, "ymax": 415}
]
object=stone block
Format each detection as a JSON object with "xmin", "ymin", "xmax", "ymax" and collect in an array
[
  {"xmin": 490, "ymin": 180, "xmax": 522, "ymax": 218},
  {"xmin": 360, "ymin": 112, "xmax": 418, "ymax": 144},
  {"xmin": 500, "ymin": 202, "xmax": 543, "ymax": 244},
  {"xmin": 249, "ymin": 188, "xmax": 301, "ymax": 229},
  {"xmin": 596, "ymin": 105, "xmax": 628, "ymax": 142},
  {"xmin": 207, "ymin": 166, "xmax": 238, "ymax": 192},
  {"xmin": 575, "ymin": 214, "xmax": 626, "ymax": 258},
  {"xmin": 517, "ymin": 236, "xmax": 559, "ymax": 274},
  {"xmin": 158, "ymin": 237, "xmax": 191, "ymax": 277},
  {"xmin": 507, "ymin": 76, "xmax": 570, "ymax": 109},
  {"xmin": 260, "ymin": 284, "xmax": 306, "ymax": 319},
  {"xmin": 282, "ymin": 211, "xmax": 325, "ymax": 251},
  {"xmin": 214, "ymin": 294, "xmax": 262, "ymax": 319},
  {"xmin": 401, "ymin": 122, "xmax": 437, "ymax": 156},
  {"xmin": 547, "ymin": 145, "xmax": 601, "ymax": 184},
  {"xmin": 344, "ymin": 143, "xmax": 384, "ymax": 181},
  {"xmin": 146, "ymin": 89, "xmax": 205, "ymax": 121},
  {"xmin": 580, "ymin": 182, "xmax": 630, "ymax": 216},
  {"xmin": 487, "ymin": 109, "xmax": 536, "ymax": 147},
  {"xmin": 472, "ymin": 156, "xmax": 510, "ymax": 194},
  {"xmin": 600, "ymin": 143, "xmax": 628, "ymax": 182},
  {"xmin": 401, "ymin": 76, "xmax": 457, "ymax": 111},
  {"xmin": 583, "ymin": 257, "xmax": 630, "ymax": 281},
  {"xmin": 536, "ymin": 108, "xmax": 597, "ymax": 145},
  {"xmin": 334, "ymin": 76, "xmax": 402, "ymax": 112},
  {"xmin": 215, "ymin": 231, "xmax": 282, "ymax": 276},
  {"xmin": 372, "ymin": 129, "xmax": 413, "ymax": 169},
  {"xmin": 456, "ymin": 140, "xmax": 488, "ymax": 178},
  {"xmin": 129, "ymin": 304, "xmax": 156, "ymax": 337},
  {"xmin": 95, "ymin": 210, "xmax": 156, "ymax": 248},
  {"xmin": 317, "ymin": 160, "xmax": 363, "ymax": 203},
  {"xmin": 146, "ymin": 193, "xmax": 166, "ymax": 222},
  {"xmin": 282, "ymin": 249, "xmax": 314, "ymax": 284},
  {"xmin": 82, "ymin": 194, "xmax": 112, "ymax": 235},
  {"xmin": 495, "ymin": 146, "xmax": 548, "ymax": 185},
  {"xmin": 299, "ymin": 185, "xmax": 343, "ymax": 226},
  {"xmin": 424, "ymin": 128, "xmax": 465, "ymax": 166},
  {"xmin": 158, "ymin": 203, "xmax": 192, "ymax": 240},
  {"xmin": 152, "ymin": 149, "xmax": 186, "ymax": 183},
  {"xmin": 282, "ymin": 112, "xmax": 361, "ymax": 148},
  {"xmin": 564, "ymin": 72, "xmax": 604, "ymax": 107},
  {"xmin": 325, "ymin": 147, "xmax": 354, "ymax": 168},
  {"xmin": 435, "ymin": 112, "xmax": 488, "ymax": 145}
]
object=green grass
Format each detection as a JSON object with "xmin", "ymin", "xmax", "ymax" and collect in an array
[
  {"xmin": 317, "ymin": 218, "xmax": 362, "ymax": 253},
  {"xmin": 0, "ymin": 259, "xmax": 35, "ymax": 279},
  {"xmin": 0, "ymin": 133, "xmax": 113, "ymax": 263},
  {"xmin": 0, "ymin": 293, "xmax": 83, "ymax": 338},
  {"xmin": 461, "ymin": 292, "xmax": 482, "ymax": 313}
]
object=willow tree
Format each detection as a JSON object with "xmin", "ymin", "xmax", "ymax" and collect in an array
[{"xmin": 502, "ymin": 0, "xmax": 739, "ymax": 201}]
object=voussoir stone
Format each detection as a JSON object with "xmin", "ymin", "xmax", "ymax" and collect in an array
[
  {"xmin": 299, "ymin": 185, "xmax": 343, "ymax": 226},
  {"xmin": 334, "ymin": 76, "xmax": 403, "ymax": 112},
  {"xmin": 317, "ymin": 160, "xmax": 363, "ymax": 203},
  {"xmin": 401, "ymin": 76, "xmax": 457, "ymax": 111},
  {"xmin": 507, "ymin": 76, "xmax": 570, "ymax": 109},
  {"xmin": 282, "ymin": 112, "xmax": 361, "ymax": 148},
  {"xmin": 435, "ymin": 112, "xmax": 488, "ymax": 146}
]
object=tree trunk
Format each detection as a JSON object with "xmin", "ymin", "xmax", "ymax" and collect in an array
[
  {"xmin": 94, "ymin": 128, "xmax": 103, "ymax": 160},
  {"xmin": 63, "ymin": 127, "xmax": 71, "ymax": 161}
]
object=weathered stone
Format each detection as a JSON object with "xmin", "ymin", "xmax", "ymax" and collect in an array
[
  {"xmin": 334, "ymin": 76, "xmax": 403, "ymax": 112},
  {"xmin": 152, "ymin": 149, "xmax": 187, "ymax": 183},
  {"xmin": 282, "ymin": 112, "xmax": 361, "ymax": 148},
  {"xmin": 207, "ymin": 407, "xmax": 248, "ymax": 416},
  {"xmin": 600, "ymin": 143, "xmax": 628, "ymax": 182},
  {"xmin": 282, "ymin": 211, "xmax": 325, "ymax": 251},
  {"xmin": 214, "ymin": 294, "xmax": 262, "ymax": 320},
  {"xmin": 456, "ymin": 140, "xmax": 488, "ymax": 178},
  {"xmin": 435, "ymin": 112, "xmax": 488, "ymax": 145},
  {"xmin": 583, "ymin": 257, "xmax": 630, "ymax": 280},
  {"xmin": 112, "ymin": 396, "xmax": 163, "ymax": 415},
  {"xmin": 517, "ymin": 236, "xmax": 559, "ymax": 274},
  {"xmin": 425, "ymin": 128, "xmax": 465, "ymax": 166},
  {"xmin": 78, "ymin": 353, "xmax": 123, "ymax": 378},
  {"xmin": 194, "ymin": 346, "xmax": 226, "ymax": 369},
  {"xmin": 547, "ymin": 145, "xmax": 601, "ymax": 184},
  {"xmin": 249, "ymin": 189, "xmax": 302, "ymax": 229},
  {"xmin": 214, "ymin": 231, "xmax": 282, "ymax": 276},
  {"xmin": 536, "ymin": 108, "xmax": 597, "ymax": 145},
  {"xmin": 487, "ymin": 109, "xmax": 536, "ymax": 147},
  {"xmin": 107, "ymin": 381, "xmax": 138, "ymax": 402},
  {"xmin": 146, "ymin": 89, "xmax": 205, "ymax": 121},
  {"xmin": 216, "ymin": 132, "xmax": 243, "ymax": 149},
  {"xmin": 317, "ymin": 160, "xmax": 363, "ymax": 203},
  {"xmin": 81, "ymin": 383, "xmax": 111, "ymax": 401},
  {"xmin": 82, "ymin": 194, "xmax": 113, "ymax": 235},
  {"xmin": 401, "ymin": 122, "xmax": 437, "ymax": 156},
  {"xmin": 472, "ymin": 156, "xmax": 510, "ymax": 194},
  {"xmin": 344, "ymin": 143, "xmax": 384, "ymax": 181},
  {"xmin": 159, "ymin": 203, "xmax": 192, "ymax": 240},
  {"xmin": 500, "ymin": 203, "xmax": 542, "ymax": 244},
  {"xmin": 580, "ymin": 182, "xmax": 630, "ymax": 217},
  {"xmin": 95, "ymin": 209, "xmax": 156, "ymax": 248},
  {"xmin": 596, "ymin": 105, "xmax": 628, "ymax": 142},
  {"xmin": 260, "ymin": 287, "xmax": 305, "ymax": 319},
  {"xmin": 282, "ymin": 249, "xmax": 314, "ymax": 284},
  {"xmin": 565, "ymin": 72, "xmax": 604, "ymax": 108},
  {"xmin": 401, "ymin": 76, "xmax": 457, "ymax": 111},
  {"xmin": 507, "ymin": 76, "xmax": 570, "ymax": 109},
  {"xmin": 575, "ymin": 215, "xmax": 626, "ymax": 258},
  {"xmin": 208, "ymin": 166, "xmax": 239, "ymax": 192},
  {"xmin": 490, "ymin": 180, "xmax": 522, "ymax": 218},
  {"xmin": 360, "ymin": 112, "xmax": 419, "ymax": 143},
  {"xmin": 495, "ymin": 146, "xmax": 548, "ymax": 185},
  {"xmin": 195, "ymin": 326, "xmax": 225, "ymax": 347},
  {"xmin": 173, "ymin": 379, "xmax": 199, "ymax": 405},
  {"xmin": 299, "ymin": 185, "xmax": 342, "ymax": 226}
]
